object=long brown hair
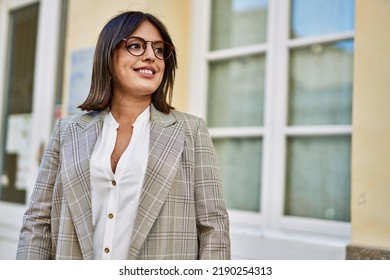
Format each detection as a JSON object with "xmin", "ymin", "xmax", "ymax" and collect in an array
[{"xmin": 78, "ymin": 11, "xmax": 177, "ymax": 114}]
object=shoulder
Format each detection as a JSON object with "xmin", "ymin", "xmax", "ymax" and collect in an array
[
  {"xmin": 171, "ymin": 110, "xmax": 205, "ymax": 128},
  {"xmin": 171, "ymin": 110, "xmax": 211, "ymax": 137},
  {"xmin": 57, "ymin": 110, "xmax": 105, "ymax": 130},
  {"xmin": 51, "ymin": 111, "xmax": 105, "ymax": 143}
]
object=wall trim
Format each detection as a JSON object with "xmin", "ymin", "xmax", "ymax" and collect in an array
[{"xmin": 346, "ymin": 244, "xmax": 390, "ymax": 260}]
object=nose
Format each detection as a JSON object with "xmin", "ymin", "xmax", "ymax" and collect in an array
[{"xmin": 142, "ymin": 42, "xmax": 155, "ymax": 61}]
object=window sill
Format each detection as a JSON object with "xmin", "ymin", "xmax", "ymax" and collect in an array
[{"xmin": 230, "ymin": 226, "xmax": 349, "ymax": 260}]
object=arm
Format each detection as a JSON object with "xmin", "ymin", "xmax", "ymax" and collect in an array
[
  {"xmin": 16, "ymin": 120, "xmax": 61, "ymax": 259},
  {"xmin": 194, "ymin": 118, "xmax": 231, "ymax": 260}
]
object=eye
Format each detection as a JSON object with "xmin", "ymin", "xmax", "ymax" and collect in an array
[
  {"xmin": 153, "ymin": 42, "xmax": 165, "ymax": 54},
  {"xmin": 128, "ymin": 42, "xmax": 142, "ymax": 50},
  {"xmin": 154, "ymin": 47, "xmax": 164, "ymax": 54}
]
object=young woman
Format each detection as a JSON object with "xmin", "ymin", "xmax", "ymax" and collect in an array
[{"xmin": 16, "ymin": 11, "xmax": 230, "ymax": 260}]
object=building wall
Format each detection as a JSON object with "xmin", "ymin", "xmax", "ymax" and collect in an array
[
  {"xmin": 63, "ymin": 0, "xmax": 390, "ymax": 259},
  {"xmin": 350, "ymin": 0, "xmax": 390, "ymax": 255},
  {"xmin": 62, "ymin": 0, "xmax": 190, "ymax": 115},
  {"xmin": 2, "ymin": 0, "xmax": 389, "ymax": 260}
]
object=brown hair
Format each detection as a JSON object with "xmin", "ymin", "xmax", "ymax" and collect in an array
[{"xmin": 78, "ymin": 11, "xmax": 177, "ymax": 113}]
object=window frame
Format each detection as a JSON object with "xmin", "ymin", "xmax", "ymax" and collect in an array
[{"xmin": 188, "ymin": 0, "xmax": 353, "ymax": 238}]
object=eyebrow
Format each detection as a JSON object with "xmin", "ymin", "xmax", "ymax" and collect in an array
[{"xmin": 126, "ymin": 36, "xmax": 164, "ymax": 42}]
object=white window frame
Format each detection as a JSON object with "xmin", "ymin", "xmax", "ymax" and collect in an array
[{"xmin": 188, "ymin": 0, "xmax": 352, "ymax": 240}]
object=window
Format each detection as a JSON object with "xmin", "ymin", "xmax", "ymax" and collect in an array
[{"xmin": 189, "ymin": 0, "xmax": 354, "ymax": 236}]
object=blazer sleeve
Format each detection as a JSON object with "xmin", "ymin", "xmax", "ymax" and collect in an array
[
  {"xmin": 194, "ymin": 118, "xmax": 231, "ymax": 259},
  {"xmin": 16, "ymin": 119, "xmax": 61, "ymax": 259}
]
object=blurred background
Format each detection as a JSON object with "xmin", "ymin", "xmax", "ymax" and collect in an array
[{"xmin": 0, "ymin": 0, "xmax": 389, "ymax": 260}]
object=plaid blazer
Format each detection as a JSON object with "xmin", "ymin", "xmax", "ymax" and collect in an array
[{"xmin": 16, "ymin": 105, "xmax": 230, "ymax": 260}]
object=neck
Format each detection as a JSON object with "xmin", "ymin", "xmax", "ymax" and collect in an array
[{"xmin": 110, "ymin": 94, "xmax": 151, "ymax": 125}]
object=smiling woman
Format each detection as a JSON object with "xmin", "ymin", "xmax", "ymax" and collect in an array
[{"xmin": 16, "ymin": 11, "xmax": 230, "ymax": 260}]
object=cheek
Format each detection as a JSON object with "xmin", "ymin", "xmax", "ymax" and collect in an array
[{"xmin": 113, "ymin": 48, "xmax": 134, "ymax": 75}]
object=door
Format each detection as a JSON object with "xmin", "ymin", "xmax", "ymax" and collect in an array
[{"xmin": 0, "ymin": 0, "xmax": 62, "ymax": 259}]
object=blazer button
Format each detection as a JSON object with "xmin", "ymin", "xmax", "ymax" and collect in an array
[
  {"xmin": 104, "ymin": 248, "xmax": 110, "ymax": 253},
  {"xmin": 111, "ymin": 180, "xmax": 116, "ymax": 186},
  {"xmin": 108, "ymin": 213, "xmax": 114, "ymax": 219}
]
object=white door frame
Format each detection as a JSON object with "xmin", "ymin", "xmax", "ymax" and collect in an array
[{"xmin": 0, "ymin": 0, "xmax": 62, "ymax": 259}]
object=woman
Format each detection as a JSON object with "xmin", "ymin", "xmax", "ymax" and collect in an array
[{"xmin": 16, "ymin": 11, "xmax": 230, "ymax": 260}]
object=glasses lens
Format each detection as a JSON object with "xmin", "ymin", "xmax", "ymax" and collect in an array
[
  {"xmin": 126, "ymin": 37, "xmax": 145, "ymax": 56},
  {"xmin": 152, "ymin": 41, "xmax": 172, "ymax": 60}
]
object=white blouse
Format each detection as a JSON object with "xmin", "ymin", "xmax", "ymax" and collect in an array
[{"xmin": 90, "ymin": 107, "xmax": 150, "ymax": 260}]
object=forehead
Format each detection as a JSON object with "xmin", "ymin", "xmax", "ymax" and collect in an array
[{"xmin": 130, "ymin": 21, "xmax": 163, "ymax": 41}]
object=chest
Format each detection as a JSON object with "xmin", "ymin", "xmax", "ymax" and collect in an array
[{"xmin": 111, "ymin": 126, "xmax": 133, "ymax": 173}]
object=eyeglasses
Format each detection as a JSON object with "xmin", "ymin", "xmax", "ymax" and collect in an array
[{"xmin": 122, "ymin": 36, "xmax": 174, "ymax": 60}]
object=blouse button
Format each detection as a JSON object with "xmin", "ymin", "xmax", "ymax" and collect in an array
[
  {"xmin": 104, "ymin": 248, "xmax": 110, "ymax": 253},
  {"xmin": 111, "ymin": 180, "xmax": 116, "ymax": 186},
  {"xmin": 108, "ymin": 213, "xmax": 114, "ymax": 219}
]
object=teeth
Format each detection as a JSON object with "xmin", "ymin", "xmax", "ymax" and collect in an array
[{"xmin": 138, "ymin": 69, "xmax": 153, "ymax": 75}]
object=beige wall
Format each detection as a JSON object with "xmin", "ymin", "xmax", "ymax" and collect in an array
[
  {"xmin": 351, "ymin": 0, "xmax": 390, "ymax": 249},
  {"xmin": 62, "ymin": 0, "xmax": 191, "ymax": 115},
  {"xmin": 61, "ymin": 0, "xmax": 390, "ymax": 254}
]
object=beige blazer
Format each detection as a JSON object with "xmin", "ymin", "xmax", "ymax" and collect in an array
[{"xmin": 16, "ymin": 105, "xmax": 230, "ymax": 260}]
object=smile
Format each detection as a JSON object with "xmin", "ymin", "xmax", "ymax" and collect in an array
[{"xmin": 136, "ymin": 69, "xmax": 155, "ymax": 75}]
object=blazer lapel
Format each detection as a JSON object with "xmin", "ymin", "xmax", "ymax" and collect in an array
[
  {"xmin": 61, "ymin": 111, "xmax": 104, "ymax": 260},
  {"xmin": 128, "ymin": 106, "xmax": 185, "ymax": 259}
]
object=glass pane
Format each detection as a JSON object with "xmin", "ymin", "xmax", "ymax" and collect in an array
[
  {"xmin": 208, "ymin": 55, "xmax": 265, "ymax": 127},
  {"xmin": 0, "ymin": 4, "xmax": 39, "ymax": 203},
  {"xmin": 210, "ymin": 0, "xmax": 268, "ymax": 50},
  {"xmin": 214, "ymin": 138, "xmax": 262, "ymax": 212},
  {"xmin": 285, "ymin": 136, "xmax": 351, "ymax": 222},
  {"xmin": 288, "ymin": 40, "xmax": 353, "ymax": 125},
  {"xmin": 290, "ymin": 0, "xmax": 355, "ymax": 38}
]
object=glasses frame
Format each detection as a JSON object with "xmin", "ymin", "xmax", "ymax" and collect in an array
[{"xmin": 122, "ymin": 36, "xmax": 174, "ymax": 61}]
